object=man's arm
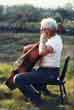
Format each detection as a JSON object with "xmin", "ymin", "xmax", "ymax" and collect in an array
[
  {"xmin": 39, "ymin": 46, "xmax": 54, "ymax": 56},
  {"xmin": 39, "ymin": 33, "xmax": 54, "ymax": 56}
]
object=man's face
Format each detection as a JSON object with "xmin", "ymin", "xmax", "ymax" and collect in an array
[{"xmin": 40, "ymin": 28, "xmax": 55, "ymax": 38}]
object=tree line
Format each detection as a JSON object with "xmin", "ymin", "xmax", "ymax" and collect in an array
[{"xmin": 0, "ymin": 4, "xmax": 74, "ymax": 34}]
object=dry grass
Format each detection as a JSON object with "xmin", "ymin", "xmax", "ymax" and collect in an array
[{"xmin": 0, "ymin": 63, "xmax": 74, "ymax": 110}]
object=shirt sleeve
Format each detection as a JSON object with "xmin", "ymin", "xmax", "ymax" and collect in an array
[
  {"xmin": 45, "ymin": 38, "xmax": 57, "ymax": 52},
  {"xmin": 45, "ymin": 37, "xmax": 63, "ymax": 52}
]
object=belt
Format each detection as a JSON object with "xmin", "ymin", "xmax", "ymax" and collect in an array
[{"xmin": 40, "ymin": 66, "xmax": 60, "ymax": 70}]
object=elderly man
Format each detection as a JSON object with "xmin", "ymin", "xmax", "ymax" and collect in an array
[{"xmin": 13, "ymin": 17, "xmax": 63, "ymax": 105}]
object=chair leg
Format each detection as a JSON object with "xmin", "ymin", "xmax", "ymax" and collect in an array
[
  {"xmin": 62, "ymin": 84, "xmax": 67, "ymax": 96},
  {"xmin": 59, "ymin": 84, "xmax": 68, "ymax": 104},
  {"xmin": 59, "ymin": 85, "xmax": 64, "ymax": 103},
  {"xmin": 62, "ymin": 84, "xmax": 68, "ymax": 103}
]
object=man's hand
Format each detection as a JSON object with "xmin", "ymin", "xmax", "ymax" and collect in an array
[
  {"xmin": 40, "ymin": 32, "xmax": 47, "ymax": 43},
  {"xmin": 39, "ymin": 33, "xmax": 48, "ymax": 55},
  {"xmin": 39, "ymin": 32, "xmax": 54, "ymax": 56}
]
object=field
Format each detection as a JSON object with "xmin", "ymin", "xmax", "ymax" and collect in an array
[{"xmin": 0, "ymin": 33, "xmax": 74, "ymax": 110}]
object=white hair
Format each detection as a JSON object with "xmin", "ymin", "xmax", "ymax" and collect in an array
[{"xmin": 40, "ymin": 17, "xmax": 57, "ymax": 30}]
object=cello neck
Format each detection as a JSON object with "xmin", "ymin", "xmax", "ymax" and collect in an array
[{"xmin": 15, "ymin": 42, "xmax": 39, "ymax": 64}]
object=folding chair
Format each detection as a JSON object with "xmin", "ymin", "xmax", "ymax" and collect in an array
[{"xmin": 39, "ymin": 56, "xmax": 70, "ymax": 103}]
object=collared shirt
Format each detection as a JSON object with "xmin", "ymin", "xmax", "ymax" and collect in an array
[{"xmin": 39, "ymin": 34, "xmax": 63, "ymax": 67}]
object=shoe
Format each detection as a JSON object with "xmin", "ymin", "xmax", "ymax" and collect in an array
[
  {"xmin": 30, "ymin": 95, "xmax": 44, "ymax": 107},
  {"xmin": 31, "ymin": 97, "xmax": 48, "ymax": 109}
]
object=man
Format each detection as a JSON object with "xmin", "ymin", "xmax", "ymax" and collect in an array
[{"xmin": 13, "ymin": 17, "xmax": 63, "ymax": 105}]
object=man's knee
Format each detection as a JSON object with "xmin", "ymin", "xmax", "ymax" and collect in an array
[
  {"xmin": 13, "ymin": 74, "xmax": 22, "ymax": 87},
  {"xmin": 13, "ymin": 74, "xmax": 31, "ymax": 88}
]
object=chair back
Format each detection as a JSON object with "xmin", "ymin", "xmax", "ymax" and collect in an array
[{"xmin": 60, "ymin": 56, "xmax": 70, "ymax": 81}]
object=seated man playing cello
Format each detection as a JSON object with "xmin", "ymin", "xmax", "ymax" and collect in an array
[{"xmin": 13, "ymin": 17, "xmax": 63, "ymax": 105}]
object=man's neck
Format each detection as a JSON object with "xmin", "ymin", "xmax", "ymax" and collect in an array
[{"xmin": 48, "ymin": 33, "xmax": 56, "ymax": 39}]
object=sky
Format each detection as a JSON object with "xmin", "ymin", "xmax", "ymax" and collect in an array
[{"xmin": 0, "ymin": 0, "xmax": 74, "ymax": 9}]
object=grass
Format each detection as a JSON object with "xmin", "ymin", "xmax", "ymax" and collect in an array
[
  {"xmin": 0, "ymin": 33, "xmax": 74, "ymax": 109},
  {"xmin": 0, "ymin": 63, "xmax": 74, "ymax": 110}
]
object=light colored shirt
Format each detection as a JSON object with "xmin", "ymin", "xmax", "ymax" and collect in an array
[{"xmin": 39, "ymin": 34, "xmax": 63, "ymax": 67}]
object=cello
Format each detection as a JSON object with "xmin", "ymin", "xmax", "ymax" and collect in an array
[{"xmin": 5, "ymin": 42, "xmax": 41, "ymax": 90}]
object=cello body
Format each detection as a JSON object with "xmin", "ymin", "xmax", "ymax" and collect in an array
[{"xmin": 5, "ymin": 43, "xmax": 41, "ymax": 90}]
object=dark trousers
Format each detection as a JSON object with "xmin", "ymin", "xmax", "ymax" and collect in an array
[{"xmin": 14, "ymin": 67, "xmax": 59, "ymax": 101}]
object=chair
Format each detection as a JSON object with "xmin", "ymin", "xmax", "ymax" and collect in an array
[
  {"xmin": 58, "ymin": 56, "xmax": 70, "ymax": 101},
  {"xmin": 39, "ymin": 56, "xmax": 70, "ymax": 103}
]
